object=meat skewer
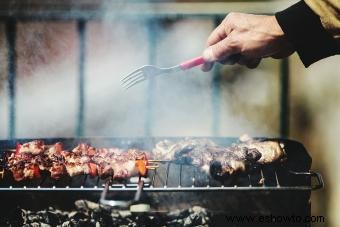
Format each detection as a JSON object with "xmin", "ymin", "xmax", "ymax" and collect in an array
[
  {"xmin": 4, "ymin": 137, "xmax": 285, "ymax": 182},
  {"xmin": 5, "ymin": 140, "xmax": 156, "ymax": 182}
]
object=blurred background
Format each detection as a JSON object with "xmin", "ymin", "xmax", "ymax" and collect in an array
[{"xmin": 0, "ymin": 0, "xmax": 338, "ymax": 226}]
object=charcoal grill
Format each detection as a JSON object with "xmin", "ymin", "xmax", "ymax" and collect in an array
[{"xmin": 0, "ymin": 137, "xmax": 323, "ymax": 226}]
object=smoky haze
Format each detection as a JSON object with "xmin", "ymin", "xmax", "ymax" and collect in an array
[{"xmin": 0, "ymin": 2, "xmax": 279, "ymax": 139}]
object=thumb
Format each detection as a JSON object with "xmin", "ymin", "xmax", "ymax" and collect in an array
[{"xmin": 203, "ymin": 36, "xmax": 240, "ymax": 62}]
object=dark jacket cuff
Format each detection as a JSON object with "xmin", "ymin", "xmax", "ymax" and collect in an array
[{"xmin": 275, "ymin": 0, "xmax": 340, "ymax": 67}]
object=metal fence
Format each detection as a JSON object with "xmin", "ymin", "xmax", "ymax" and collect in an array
[{"xmin": 1, "ymin": 1, "xmax": 293, "ymax": 139}]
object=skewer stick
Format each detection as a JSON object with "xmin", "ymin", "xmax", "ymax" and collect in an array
[
  {"xmin": 5, "ymin": 144, "xmax": 54, "ymax": 152},
  {"xmin": 148, "ymin": 160, "xmax": 169, "ymax": 163},
  {"xmin": 146, "ymin": 165, "xmax": 159, "ymax": 168}
]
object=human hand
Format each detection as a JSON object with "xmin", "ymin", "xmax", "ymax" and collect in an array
[{"xmin": 202, "ymin": 13, "xmax": 294, "ymax": 71}]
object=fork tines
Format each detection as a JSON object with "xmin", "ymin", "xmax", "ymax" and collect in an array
[{"xmin": 121, "ymin": 68, "xmax": 146, "ymax": 90}]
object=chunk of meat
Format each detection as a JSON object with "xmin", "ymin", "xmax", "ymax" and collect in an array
[
  {"xmin": 49, "ymin": 162, "xmax": 66, "ymax": 180},
  {"xmin": 239, "ymin": 141, "xmax": 285, "ymax": 164},
  {"xmin": 17, "ymin": 140, "xmax": 46, "ymax": 155},
  {"xmin": 153, "ymin": 137, "xmax": 283, "ymax": 178}
]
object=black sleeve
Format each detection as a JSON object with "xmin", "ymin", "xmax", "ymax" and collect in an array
[{"xmin": 275, "ymin": 0, "xmax": 340, "ymax": 67}]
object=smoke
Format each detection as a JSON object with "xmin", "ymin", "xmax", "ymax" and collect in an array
[{"xmin": 0, "ymin": 2, "xmax": 278, "ymax": 139}]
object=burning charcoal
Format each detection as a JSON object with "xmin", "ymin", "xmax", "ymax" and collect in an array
[
  {"xmin": 167, "ymin": 209, "xmax": 189, "ymax": 220},
  {"xmin": 74, "ymin": 219, "xmax": 95, "ymax": 227},
  {"xmin": 8, "ymin": 207, "xmax": 24, "ymax": 226},
  {"xmin": 119, "ymin": 210, "xmax": 132, "ymax": 218},
  {"xmin": 37, "ymin": 210, "xmax": 47, "ymax": 216},
  {"xmin": 183, "ymin": 216, "xmax": 193, "ymax": 226},
  {"xmin": 27, "ymin": 214, "xmax": 41, "ymax": 223},
  {"xmin": 191, "ymin": 206, "xmax": 207, "ymax": 214},
  {"xmin": 68, "ymin": 211, "xmax": 87, "ymax": 220},
  {"xmin": 111, "ymin": 212, "xmax": 120, "ymax": 219},
  {"xmin": 61, "ymin": 221, "xmax": 71, "ymax": 227},
  {"xmin": 93, "ymin": 210, "xmax": 113, "ymax": 226},
  {"xmin": 27, "ymin": 223, "xmax": 51, "ymax": 227},
  {"xmin": 167, "ymin": 209, "xmax": 181, "ymax": 220},
  {"xmin": 167, "ymin": 218, "xmax": 184, "ymax": 226},
  {"xmin": 134, "ymin": 214, "xmax": 155, "ymax": 227},
  {"xmin": 122, "ymin": 217, "xmax": 135, "ymax": 226},
  {"xmin": 5, "ymin": 203, "xmax": 213, "ymax": 227},
  {"xmin": 42, "ymin": 211, "xmax": 62, "ymax": 225},
  {"xmin": 188, "ymin": 213, "xmax": 203, "ymax": 226},
  {"xmin": 190, "ymin": 206, "xmax": 211, "ymax": 226}
]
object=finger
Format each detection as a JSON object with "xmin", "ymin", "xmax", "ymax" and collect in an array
[
  {"xmin": 246, "ymin": 58, "xmax": 261, "ymax": 69},
  {"xmin": 203, "ymin": 35, "xmax": 240, "ymax": 62},
  {"xmin": 206, "ymin": 23, "xmax": 227, "ymax": 47},
  {"xmin": 236, "ymin": 56, "xmax": 261, "ymax": 69},
  {"xmin": 270, "ymin": 49, "xmax": 294, "ymax": 59},
  {"xmin": 201, "ymin": 62, "xmax": 214, "ymax": 72},
  {"xmin": 219, "ymin": 54, "xmax": 242, "ymax": 65},
  {"xmin": 237, "ymin": 56, "xmax": 248, "ymax": 66}
]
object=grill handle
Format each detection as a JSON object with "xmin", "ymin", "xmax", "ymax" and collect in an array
[
  {"xmin": 289, "ymin": 170, "xmax": 324, "ymax": 190},
  {"xmin": 100, "ymin": 179, "xmax": 144, "ymax": 208}
]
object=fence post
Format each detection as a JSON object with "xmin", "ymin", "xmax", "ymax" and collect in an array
[
  {"xmin": 6, "ymin": 19, "xmax": 17, "ymax": 139},
  {"xmin": 280, "ymin": 58, "xmax": 289, "ymax": 137},
  {"xmin": 76, "ymin": 20, "xmax": 86, "ymax": 137}
]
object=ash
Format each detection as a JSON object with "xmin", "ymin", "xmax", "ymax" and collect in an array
[{"xmin": 3, "ymin": 200, "xmax": 211, "ymax": 227}]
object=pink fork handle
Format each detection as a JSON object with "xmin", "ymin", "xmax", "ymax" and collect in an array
[{"xmin": 179, "ymin": 56, "xmax": 205, "ymax": 70}]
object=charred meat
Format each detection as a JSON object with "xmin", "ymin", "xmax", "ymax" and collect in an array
[{"xmin": 153, "ymin": 137, "xmax": 285, "ymax": 178}]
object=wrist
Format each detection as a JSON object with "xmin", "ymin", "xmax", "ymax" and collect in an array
[{"xmin": 269, "ymin": 16, "xmax": 285, "ymax": 38}]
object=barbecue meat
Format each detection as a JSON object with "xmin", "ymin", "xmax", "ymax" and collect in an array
[
  {"xmin": 153, "ymin": 137, "xmax": 284, "ymax": 178},
  {"xmin": 153, "ymin": 138, "xmax": 217, "ymax": 173},
  {"xmin": 93, "ymin": 148, "xmax": 148, "ymax": 179},
  {"xmin": 10, "ymin": 165, "xmax": 25, "ymax": 181},
  {"xmin": 239, "ymin": 141, "xmax": 284, "ymax": 164},
  {"xmin": 153, "ymin": 138, "xmax": 261, "ymax": 176},
  {"xmin": 153, "ymin": 139, "xmax": 216, "ymax": 162},
  {"xmin": 65, "ymin": 163, "xmax": 89, "ymax": 177},
  {"xmin": 17, "ymin": 140, "xmax": 47, "ymax": 155},
  {"xmin": 210, "ymin": 146, "xmax": 262, "ymax": 177},
  {"xmin": 7, "ymin": 150, "xmax": 45, "ymax": 181},
  {"xmin": 6, "ymin": 141, "xmax": 150, "ymax": 181},
  {"xmin": 49, "ymin": 162, "xmax": 66, "ymax": 179},
  {"xmin": 23, "ymin": 163, "xmax": 41, "ymax": 179}
]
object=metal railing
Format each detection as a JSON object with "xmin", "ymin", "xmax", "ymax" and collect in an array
[{"xmin": 1, "ymin": 1, "xmax": 292, "ymax": 138}]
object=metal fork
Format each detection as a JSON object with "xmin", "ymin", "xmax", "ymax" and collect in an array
[{"xmin": 121, "ymin": 56, "xmax": 205, "ymax": 89}]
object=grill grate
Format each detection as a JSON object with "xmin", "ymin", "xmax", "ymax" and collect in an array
[
  {"xmin": 0, "ymin": 137, "xmax": 324, "ymax": 191},
  {"xmin": 0, "ymin": 160, "xmax": 322, "ymax": 191}
]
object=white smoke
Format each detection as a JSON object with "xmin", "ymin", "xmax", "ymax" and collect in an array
[{"xmin": 0, "ymin": 4, "xmax": 278, "ymax": 139}]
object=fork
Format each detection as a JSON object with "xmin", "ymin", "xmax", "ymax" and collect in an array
[{"xmin": 121, "ymin": 56, "xmax": 205, "ymax": 89}]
